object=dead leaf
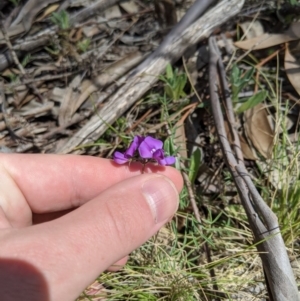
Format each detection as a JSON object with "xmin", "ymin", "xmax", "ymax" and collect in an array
[
  {"xmin": 58, "ymin": 75, "xmax": 82, "ymax": 126},
  {"xmin": 0, "ymin": 0, "xmax": 59, "ymax": 43},
  {"xmin": 35, "ymin": 3, "xmax": 59, "ymax": 22},
  {"xmin": 71, "ymin": 79, "xmax": 97, "ymax": 114},
  {"xmin": 285, "ymin": 44, "xmax": 300, "ymax": 96},
  {"xmin": 240, "ymin": 20, "xmax": 264, "ymax": 39},
  {"xmin": 82, "ymin": 25, "xmax": 102, "ymax": 38},
  {"xmin": 119, "ymin": 1, "xmax": 139, "ymax": 14},
  {"xmin": 56, "ymin": 52, "xmax": 144, "ymax": 126},
  {"xmin": 224, "ymin": 121, "xmax": 257, "ymax": 160},
  {"xmin": 235, "ymin": 22, "xmax": 300, "ymax": 50},
  {"xmin": 197, "ymin": 163, "xmax": 221, "ymax": 194},
  {"xmin": 92, "ymin": 52, "xmax": 143, "ymax": 87},
  {"xmin": 19, "ymin": 100, "xmax": 54, "ymax": 118},
  {"xmin": 174, "ymin": 120, "xmax": 187, "ymax": 159},
  {"xmin": 244, "ymin": 103, "xmax": 274, "ymax": 159},
  {"xmin": 33, "ymin": 64, "xmax": 58, "ymax": 77},
  {"xmin": 104, "ymin": 5, "xmax": 122, "ymax": 19},
  {"xmin": 239, "ymin": 134, "xmax": 257, "ymax": 160},
  {"xmin": 12, "ymin": 0, "xmax": 58, "ymax": 30}
]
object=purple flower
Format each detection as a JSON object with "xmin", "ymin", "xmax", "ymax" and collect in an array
[
  {"xmin": 113, "ymin": 135, "xmax": 176, "ymax": 166},
  {"xmin": 113, "ymin": 151, "xmax": 129, "ymax": 164},
  {"xmin": 138, "ymin": 136, "xmax": 163, "ymax": 158},
  {"xmin": 125, "ymin": 136, "xmax": 145, "ymax": 157},
  {"xmin": 113, "ymin": 136, "xmax": 144, "ymax": 164},
  {"xmin": 152, "ymin": 149, "xmax": 176, "ymax": 166},
  {"xmin": 138, "ymin": 136, "xmax": 176, "ymax": 166}
]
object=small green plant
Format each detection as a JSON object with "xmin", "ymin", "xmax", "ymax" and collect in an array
[
  {"xmin": 188, "ymin": 148, "xmax": 202, "ymax": 184},
  {"xmin": 230, "ymin": 64, "xmax": 268, "ymax": 113},
  {"xmin": 45, "ymin": 45, "xmax": 60, "ymax": 56},
  {"xmin": 77, "ymin": 38, "xmax": 91, "ymax": 53},
  {"xmin": 50, "ymin": 10, "xmax": 70, "ymax": 30},
  {"xmin": 21, "ymin": 54, "xmax": 31, "ymax": 68},
  {"xmin": 159, "ymin": 64, "xmax": 187, "ymax": 101},
  {"xmin": 6, "ymin": 73, "xmax": 19, "ymax": 83},
  {"xmin": 230, "ymin": 64, "xmax": 254, "ymax": 103},
  {"xmin": 236, "ymin": 90, "xmax": 268, "ymax": 113}
]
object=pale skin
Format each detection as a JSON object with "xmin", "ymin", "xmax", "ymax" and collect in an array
[{"xmin": 0, "ymin": 154, "xmax": 183, "ymax": 301}]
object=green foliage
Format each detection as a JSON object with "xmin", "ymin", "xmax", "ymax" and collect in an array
[
  {"xmin": 21, "ymin": 54, "xmax": 31, "ymax": 68},
  {"xmin": 188, "ymin": 148, "xmax": 202, "ymax": 183},
  {"xmin": 276, "ymin": 182, "xmax": 300, "ymax": 245},
  {"xmin": 255, "ymin": 99, "xmax": 300, "ymax": 246},
  {"xmin": 288, "ymin": 0, "xmax": 298, "ymax": 5},
  {"xmin": 230, "ymin": 64, "xmax": 268, "ymax": 113},
  {"xmin": 6, "ymin": 73, "xmax": 19, "ymax": 83},
  {"xmin": 164, "ymin": 136, "xmax": 176, "ymax": 156},
  {"xmin": 45, "ymin": 45, "xmax": 60, "ymax": 56},
  {"xmin": 76, "ymin": 38, "xmax": 91, "ymax": 53},
  {"xmin": 230, "ymin": 64, "xmax": 254, "ymax": 103},
  {"xmin": 236, "ymin": 90, "xmax": 268, "ymax": 113},
  {"xmin": 50, "ymin": 10, "xmax": 70, "ymax": 30},
  {"xmin": 159, "ymin": 64, "xmax": 187, "ymax": 101}
]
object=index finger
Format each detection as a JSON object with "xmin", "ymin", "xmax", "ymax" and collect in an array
[{"xmin": 0, "ymin": 154, "xmax": 183, "ymax": 213}]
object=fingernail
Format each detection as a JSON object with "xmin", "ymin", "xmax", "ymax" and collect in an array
[{"xmin": 142, "ymin": 176, "xmax": 179, "ymax": 223}]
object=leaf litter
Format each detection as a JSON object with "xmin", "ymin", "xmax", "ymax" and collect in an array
[{"xmin": 1, "ymin": 0, "xmax": 300, "ymax": 300}]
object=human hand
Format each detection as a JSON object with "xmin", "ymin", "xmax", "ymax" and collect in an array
[{"xmin": 0, "ymin": 154, "xmax": 183, "ymax": 301}]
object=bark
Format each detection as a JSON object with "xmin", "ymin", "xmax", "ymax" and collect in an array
[
  {"xmin": 208, "ymin": 36, "xmax": 300, "ymax": 301},
  {"xmin": 57, "ymin": 0, "xmax": 245, "ymax": 154}
]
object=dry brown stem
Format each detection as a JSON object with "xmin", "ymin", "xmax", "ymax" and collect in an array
[
  {"xmin": 208, "ymin": 36, "xmax": 299, "ymax": 301},
  {"xmin": 57, "ymin": 0, "xmax": 245, "ymax": 154}
]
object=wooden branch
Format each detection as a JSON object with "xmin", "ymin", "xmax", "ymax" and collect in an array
[
  {"xmin": 132, "ymin": 0, "xmax": 216, "ymax": 76},
  {"xmin": 208, "ymin": 36, "xmax": 299, "ymax": 301},
  {"xmin": 57, "ymin": 0, "xmax": 245, "ymax": 154},
  {"xmin": 0, "ymin": 20, "xmax": 44, "ymax": 103},
  {"xmin": 0, "ymin": 0, "xmax": 123, "ymax": 71},
  {"xmin": 69, "ymin": 0, "xmax": 123, "ymax": 26}
]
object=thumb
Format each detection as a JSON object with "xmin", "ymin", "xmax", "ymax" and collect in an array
[{"xmin": 1, "ymin": 174, "xmax": 180, "ymax": 301}]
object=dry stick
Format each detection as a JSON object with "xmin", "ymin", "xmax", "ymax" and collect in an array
[
  {"xmin": 0, "ymin": 20, "xmax": 44, "ymax": 103},
  {"xmin": 131, "ymin": 0, "xmax": 217, "ymax": 76},
  {"xmin": 215, "ymin": 45, "xmax": 244, "ymax": 165},
  {"xmin": 41, "ymin": 113, "xmax": 90, "ymax": 140},
  {"xmin": 0, "ymin": 80, "xmax": 30, "ymax": 142},
  {"xmin": 0, "ymin": 20, "xmax": 34, "ymax": 142},
  {"xmin": 148, "ymin": 102, "xmax": 197, "ymax": 132},
  {"xmin": 57, "ymin": 0, "xmax": 245, "ymax": 154},
  {"xmin": 69, "ymin": 0, "xmax": 124, "ymax": 26},
  {"xmin": 182, "ymin": 56, "xmax": 202, "ymax": 103},
  {"xmin": 0, "ymin": 0, "xmax": 124, "ymax": 71},
  {"xmin": 125, "ymin": 109, "xmax": 152, "ymax": 134},
  {"xmin": 208, "ymin": 36, "xmax": 299, "ymax": 301},
  {"xmin": 181, "ymin": 168, "xmax": 202, "ymax": 222}
]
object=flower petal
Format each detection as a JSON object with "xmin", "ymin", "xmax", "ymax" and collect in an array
[
  {"xmin": 152, "ymin": 149, "xmax": 165, "ymax": 160},
  {"xmin": 144, "ymin": 136, "xmax": 163, "ymax": 150},
  {"xmin": 113, "ymin": 151, "xmax": 129, "ymax": 164},
  {"xmin": 125, "ymin": 136, "xmax": 144, "ymax": 157},
  {"xmin": 157, "ymin": 156, "xmax": 176, "ymax": 166},
  {"xmin": 139, "ymin": 136, "xmax": 163, "ymax": 159},
  {"xmin": 138, "ymin": 142, "xmax": 153, "ymax": 158}
]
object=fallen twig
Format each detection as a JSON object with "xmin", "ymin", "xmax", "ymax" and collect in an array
[
  {"xmin": 208, "ymin": 35, "xmax": 299, "ymax": 301},
  {"xmin": 57, "ymin": 0, "xmax": 245, "ymax": 154},
  {"xmin": 0, "ymin": 18, "xmax": 44, "ymax": 103}
]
